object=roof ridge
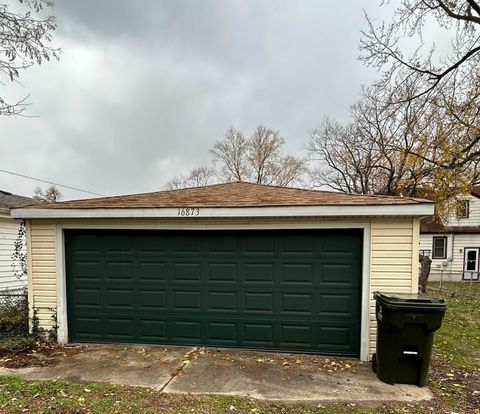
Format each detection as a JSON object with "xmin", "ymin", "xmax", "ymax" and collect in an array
[{"xmin": 47, "ymin": 181, "xmax": 434, "ymax": 207}]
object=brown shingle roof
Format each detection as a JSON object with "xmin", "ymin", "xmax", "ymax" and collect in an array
[
  {"xmin": 0, "ymin": 190, "xmax": 36, "ymax": 209},
  {"xmin": 24, "ymin": 182, "xmax": 433, "ymax": 209},
  {"xmin": 470, "ymin": 186, "xmax": 480, "ymax": 199},
  {"xmin": 420, "ymin": 218, "xmax": 480, "ymax": 234}
]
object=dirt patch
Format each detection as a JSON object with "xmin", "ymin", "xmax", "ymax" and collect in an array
[
  {"xmin": 0, "ymin": 344, "xmax": 84, "ymax": 368},
  {"xmin": 429, "ymin": 360, "xmax": 480, "ymax": 413}
]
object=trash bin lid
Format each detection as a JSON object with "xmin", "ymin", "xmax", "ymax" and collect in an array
[{"xmin": 374, "ymin": 292, "xmax": 446, "ymax": 310}]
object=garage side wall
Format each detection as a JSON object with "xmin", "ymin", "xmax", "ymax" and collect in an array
[
  {"xmin": 26, "ymin": 217, "xmax": 419, "ymax": 356},
  {"xmin": 27, "ymin": 220, "xmax": 56, "ymax": 327},
  {"xmin": 369, "ymin": 218, "xmax": 419, "ymax": 355}
]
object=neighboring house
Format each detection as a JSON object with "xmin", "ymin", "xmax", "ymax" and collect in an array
[
  {"xmin": 11, "ymin": 182, "xmax": 434, "ymax": 361},
  {"xmin": 420, "ymin": 186, "xmax": 480, "ymax": 282},
  {"xmin": 0, "ymin": 190, "xmax": 35, "ymax": 290}
]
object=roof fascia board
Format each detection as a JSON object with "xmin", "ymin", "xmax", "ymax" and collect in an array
[{"xmin": 12, "ymin": 204, "xmax": 434, "ymax": 219}]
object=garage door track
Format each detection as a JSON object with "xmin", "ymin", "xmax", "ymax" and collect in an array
[{"xmin": 0, "ymin": 344, "xmax": 432, "ymax": 405}]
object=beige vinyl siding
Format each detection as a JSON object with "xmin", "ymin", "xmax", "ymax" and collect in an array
[
  {"xmin": 28, "ymin": 220, "xmax": 56, "ymax": 327},
  {"xmin": 28, "ymin": 216, "xmax": 419, "ymax": 357},
  {"xmin": 369, "ymin": 218, "xmax": 418, "ymax": 355},
  {"xmin": 0, "ymin": 217, "xmax": 26, "ymax": 290}
]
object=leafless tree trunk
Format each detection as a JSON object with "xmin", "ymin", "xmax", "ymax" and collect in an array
[{"xmin": 419, "ymin": 254, "xmax": 432, "ymax": 294}]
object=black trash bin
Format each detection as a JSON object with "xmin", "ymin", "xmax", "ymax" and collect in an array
[{"xmin": 373, "ymin": 292, "xmax": 446, "ymax": 387}]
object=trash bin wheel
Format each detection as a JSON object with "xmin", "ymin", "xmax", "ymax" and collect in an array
[{"xmin": 371, "ymin": 353, "xmax": 377, "ymax": 373}]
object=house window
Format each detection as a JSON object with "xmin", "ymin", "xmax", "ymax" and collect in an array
[
  {"xmin": 432, "ymin": 237, "xmax": 447, "ymax": 259},
  {"xmin": 420, "ymin": 249, "xmax": 431, "ymax": 258},
  {"xmin": 456, "ymin": 199, "xmax": 469, "ymax": 219}
]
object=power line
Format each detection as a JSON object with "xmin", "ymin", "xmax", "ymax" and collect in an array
[{"xmin": 0, "ymin": 168, "xmax": 105, "ymax": 197}]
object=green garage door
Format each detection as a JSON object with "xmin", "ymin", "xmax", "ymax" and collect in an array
[{"xmin": 65, "ymin": 229, "xmax": 363, "ymax": 355}]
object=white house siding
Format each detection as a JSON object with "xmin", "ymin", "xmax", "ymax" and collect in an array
[
  {"xmin": 448, "ymin": 193, "xmax": 480, "ymax": 227},
  {"xmin": 0, "ymin": 217, "xmax": 27, "ymax": 291},
  {"xmin": 420, "ymin": 233, "xmax": 480, "ymax": 281},
  {"xmin": 27, "ymin": 217, "xmax": 419, "ymax": 358}
]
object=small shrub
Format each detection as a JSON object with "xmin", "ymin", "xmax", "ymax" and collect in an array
[
  {"xmin": 0, "ymin": 291, "xmax": 29, "ymax": 338},
  {"xmin": 0, "ymin": 290, "xmax": 56, "ymax": 356}
]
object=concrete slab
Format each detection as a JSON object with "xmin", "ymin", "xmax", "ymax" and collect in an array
[
  {"xmin": 165, "ymin": 348, "xmax": 433, "ymax": 404},
  {"xmin": 0, "ymin": 344, "xmax": 192, "ymax": 390},
  {"xmin": 0, "ymin": 345, "xmax": 433, "ymax": 405}
]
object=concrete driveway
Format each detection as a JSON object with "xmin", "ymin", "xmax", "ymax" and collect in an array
[{"xmin": 0, "ymin": 344, "xmax": 432, "ymax": 405}]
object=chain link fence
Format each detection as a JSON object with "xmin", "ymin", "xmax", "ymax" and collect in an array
[
  {"xmin": 428, "ymin": 279, "xmax": 480, "ymax": 299},
  {"xmin": 0, "ymin": 288, "xmax": 29, "ymax": 338}
]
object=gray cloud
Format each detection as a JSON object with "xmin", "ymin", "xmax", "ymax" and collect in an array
[{"xmin": 1, "ymin": 0, "xmax": 382, "ymax": 199}]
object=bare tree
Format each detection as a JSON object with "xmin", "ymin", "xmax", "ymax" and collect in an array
[
  {"xmin": 211, "ymin": 126, "xmax": 307, "ymax": 186},
  {"xmin": 308, "ymin": 82, "xmax": 480, "ymax": 222},
  {"xmin": 360, "ymin": 0, "xmax": 480, "ymax": 102},
  {"xmin": 33, "ymin": 185, "xmax": 62, "ymax": 202},
  {"xmin": 209, "ymin": 128, "xmax": 249, "ymax": 182},
  {"xmin": 165, "ymin": 166, "xmax": 217, "ymax": 190},
  {"xmin": 0, "ymin": 0, "xmax": 59, "ymax": 116},
  {"xmin": 167, "ymin": 126, "xmax": 306, "ymax": 189}
]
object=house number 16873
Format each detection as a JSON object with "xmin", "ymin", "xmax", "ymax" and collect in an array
[{"xmin": 177, "ymin": 207, "xmax": 200, "ymax": 216}]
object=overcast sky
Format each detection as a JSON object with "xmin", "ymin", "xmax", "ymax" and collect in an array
[{"xmin": 1, "ymin": 1, "xmax": 390, "ymax": 200}]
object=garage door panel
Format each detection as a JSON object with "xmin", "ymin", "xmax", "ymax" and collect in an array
[
  {"xmin": 75, "ymin": 316, "xmax": 103, "ymax": 338},
  {"xmin": 173, "ymin": 320, "xmax": 202, "ymax": 342},
  {"xmin": 138, "ymin": 319, "xmax": 167, "ymax": 341},
  {"xmin": 106, "ymin": 317, "xmax": 135, "ymax": 339},
  {"xmin": 280, "ymin": 234, "xmax": 315, "ymax": 254},
  {"xmin": 244, "ymin": 236, "xmax": 275, "ymax": 254},
  {"xmin": 104, "ymin": 260, "xmax": 134, "ymax": 280},
  {"xmin": 75, "ymin": 288, "xmax": 101, "ymax": 308},
  {"xmin": 244, "ymin": 322, "xmax": 274, "ymax": 345},
  {"xmin": 172, "ymin": 262, "xmax": 202, "ymax": 282},
  {"xmin": 318, "ymin": 326, "xmax": 351, "ymax": 346},
  {"xmin": 320, "ymin": 294, "xmax": 355, "ymax": 316},
  {"xmin": 139, "ymin": 290, "xmax": 167, "ymax": 311},
  {"xmin": 321, "ymin": 233, "xmax": 362, "ymax": 253},
  {"xmin": 66, "ymin": 229, "xmax": 362, "ymax": 355},
  {"xmin": 317, "ymin": 322, "xmax": 360, "ymax": 350},
  {"xmin": 280, "ymin": 293, "xmax": 312, "ymax": 314},
  {"xmin": 106, "ymin": 289, "xmax": 134, "ymax": 310},
  {"xmin": 281, "ymin": 262, "xmax": 314, "ymax": 284},
  {"xmin": 172, "ymin": 290, "xmax": 202, "ymax": 310},
  {"xmin": 207, "ymin": 291, "xmax": 237, "ymax": 312},
  {"xmin": 244, "ymin": 262, "xmax": 275, "ymax": 283},
  {"xmin": 207, "ymin": 262, "xmax": 238, "ymax": 282},
  {"xmin": 137, "ymin": 261, "xmax": 167, "ymax": 280},
  {"xmin": 171, "ymin": 236, "xmax": 202, "ymax": 254},
  {"xmin": 208, "ymin": 321, "xmax": 237, "ymax": 343},
  {"xmin": 207, "ymin": 236, "xmax": 238, "ymax": 253},
  {"xmin": 244, "ymin": 292, "xmax": 274, "ymax": 313},
  {"xmin": 74, "ymin": 261, "xmax": 102, "ymax": 279},
  {"xmin": 320, "ymin": 263, "xmax": 360, "ymax": 286}
]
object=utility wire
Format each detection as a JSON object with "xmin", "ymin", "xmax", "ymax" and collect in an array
[{"xmin": 0, "ymin": 168, "xmax": 105, "ymax": 196}]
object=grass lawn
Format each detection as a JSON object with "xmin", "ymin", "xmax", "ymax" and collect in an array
[{"xmin": 0, "ymin": 282, "xmax": 479, "ymax": 414}]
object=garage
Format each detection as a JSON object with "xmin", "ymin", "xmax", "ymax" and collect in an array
[
  {"xmin": 12, "ymin": 181, "xmax": 434, "ymax": 360},
  {"xmin": 65, "ymin": 229, "xmax": 362, "ymax": 355}
]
